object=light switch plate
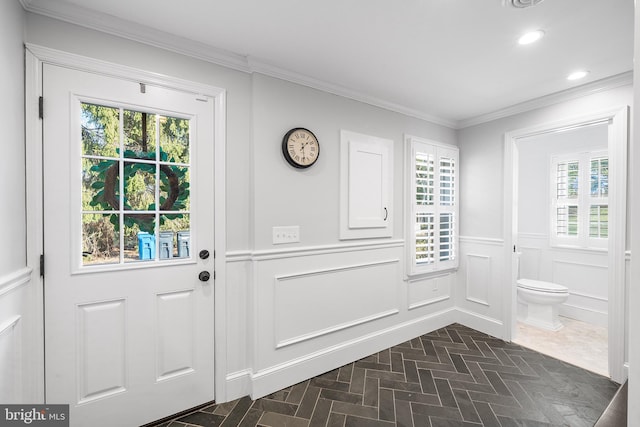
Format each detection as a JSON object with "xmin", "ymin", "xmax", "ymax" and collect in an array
[{"xmin": 273, "ymin": 226, "xmax": 300, "ymax": 244}]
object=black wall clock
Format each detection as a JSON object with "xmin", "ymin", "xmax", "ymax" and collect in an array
[{"xmin": 282, "ymin": 128, "xmax": 320, "ymax": 169}]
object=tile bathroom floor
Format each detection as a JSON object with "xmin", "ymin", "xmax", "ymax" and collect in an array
[
  {"xmin": 151, "ymin": 323, "xmax": 618, "ymax": 427},
  {"xmin": 514, "ymin": 316, "xmax": 609, "ymax": 377}
]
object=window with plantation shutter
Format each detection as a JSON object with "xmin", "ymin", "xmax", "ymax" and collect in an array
[
  {"xmin": 550, "ymin": 150, "xmax": 608, "ymax": 249},
  {"xmin": 406, "ymin": 136, "xmax": 459, "ymax": 276}
]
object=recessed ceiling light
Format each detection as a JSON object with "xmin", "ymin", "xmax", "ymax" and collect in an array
[
  {"xmin": 518, "ymin": 30, "xmax": 545, "ymax": 45},
  {"xmin": 567, "ymin": 70, "xmax": 590, "ymax": 81}
]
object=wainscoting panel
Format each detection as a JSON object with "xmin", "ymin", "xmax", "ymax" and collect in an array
[
  {"xmin": 518, "ymin": 233, "xmax": 609, "ymax": 327},
  {"xmin": 248, "ymin": 242, "xmax": 456, "ymax": 399},
  {"xmin": 253, "ymin": 245, "xmax": 404, "ymax": 370},
  {"xmin": 552, "ymin": 260, "xmax": 608, "ymax": 297},
  {"xmin": 0, "ymin": 267, "xmax": 33, "ymax": 404},
  {"xmin": 407, "ymin": 274, "xmax": 452, "ymax": 310},
  {"xmin": 456, "ymin": 237, "xmax": 504, "ymax": 337},
  {"xmin": 224, "ymin": 254, "xmax": 252, "ymax": 400},
  {"xmin": 465, "ymin": 254, "xmax": 491, "ymax": 306},
  {"xmin": 0, "ymin": 315, "xmax": 21, "ymax": 403},
  {"xmin": 274, "ymin": 260, "xmax": 400, "ymax": 348}
]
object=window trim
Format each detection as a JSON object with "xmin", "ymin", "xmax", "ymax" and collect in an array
[
  {"xmin": 550, "ymin": 149, "xmax": 608, "ymax": 250},
  {"xmin": 405, "ymin": 135, "xmax": 459, "ymax": 278}
]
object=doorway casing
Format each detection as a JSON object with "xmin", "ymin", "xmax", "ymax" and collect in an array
[
  {"xmin": 24, "ymin": 44, "xmax": 229, "ymax": 403},
  {"xmin": 503, "ymin": 106, "xmax": 629, "ymax": 384}
]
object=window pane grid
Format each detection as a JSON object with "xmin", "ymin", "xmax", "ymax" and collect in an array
[
  {"xmin": 556, "ymin": 161, "xmax": 579, "ymax": 199},
  {"xmin": 415, "ymin": 213, "xmax": 435, "ymax": 265},
  {"xmin": 439, "ymin": 213, "xmax": 455, "ymax": 261},
  {"xmin": 589, "ymin": 205, "xmax": 609, "ymax": 238},
  {"xmin": 590, "ymin": 157, "xmax": 609, "ymax": 197},
  {"xmin": 556, "ymin": 205, "xmax": 578, "ymax": 237},
  {"xmin": 415, "ymin": 153, "xmax": 434, "ymax": 205},
  {"xmin": 439, "ymin": 157, "xmax": 455, "ymax": 206},
  {"xmin": 81, "ymin": 103, "xmax": 191, "ymax": 266}
]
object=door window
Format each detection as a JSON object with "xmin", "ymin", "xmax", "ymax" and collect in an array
[{"xmin": 81, "ymin": 103, "xmax": 191, "ymax": 266}]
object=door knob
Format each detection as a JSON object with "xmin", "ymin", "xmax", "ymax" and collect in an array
[
  {"xmin": 199, "ymin": 250, "xmax": 210, "ymax": 260},
  {"xmin": 198, "ymin": 271, "xmax": 211, "ymax": 282}
]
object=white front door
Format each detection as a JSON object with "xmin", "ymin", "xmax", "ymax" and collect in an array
[{"xmin": 43, "ymin": 64, "xmax": 215, "ymax": 426}]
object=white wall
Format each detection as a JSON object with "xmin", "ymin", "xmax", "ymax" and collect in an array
[
  {"xmin": 0, "ymin": 0, "xmax": 40, "ymax": 404},
  {"xmin": 242, "ymin": 73, "xmax": 459, "ymax": 397},
  {"xmin": 0, "ymin": 1, "xmax": 26, "ymax": 276},
  {"xmin": 25, "ymin": 13, "xmax": 461, "ymax": 402},
  {"xmin": 517, "ymin": 124, "xmax": 609, "ymax": 327},
  {"xmin": 627, "ymin": 2, "xmax": 640, "ymax": 423},
  {"xmin": 517, "ymin": 124, "xmax": 608, "ymax": 236},
  {"xmin": 457, "ymin": 84, "xmax": 632, "ymax": 341}
]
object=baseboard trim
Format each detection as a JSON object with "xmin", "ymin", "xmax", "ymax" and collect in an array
[
  {"xmin": 224, "ymin": 370, "xmax": 252, "ymax": 402},
  {"xmin": 455, "ymin": 308, "xmax": 505, "ymax": 339},
  {"xmin": 250, "ymin": 308, "xmax": 457, "ymax": 399}
]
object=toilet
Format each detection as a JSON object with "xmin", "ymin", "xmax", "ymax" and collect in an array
[{"xmin": 517, "ymin": 278, "xmax": 569, "ymax": 331}]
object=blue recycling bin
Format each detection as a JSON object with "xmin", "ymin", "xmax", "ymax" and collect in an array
[
  {"xmin": 137, "ymin": 232, "xmax": 155, "ymax": 260},
  {"xmin": 159, "ymin": 231, "xmax": 174, "ymax": 259},
  {"xmin": 177, "ymin": 231, "xmax": 190, "ymax": 258}
]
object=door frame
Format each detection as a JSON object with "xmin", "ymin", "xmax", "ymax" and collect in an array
[
  {"xmin": 25, "ymin": 44, "xmax": 228, "ymax": 404},
  {"xmin": 502, "ymin": 106, "xmax": 629, "ymax": 384}
]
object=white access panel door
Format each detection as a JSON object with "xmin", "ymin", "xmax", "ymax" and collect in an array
[
  {"xmin": 340, "ymin": 130, "xmax": 393, "ymax": 239},
  {"xmin": 43, "ymin": 64, "xmax": 215, "ymax": 427}
]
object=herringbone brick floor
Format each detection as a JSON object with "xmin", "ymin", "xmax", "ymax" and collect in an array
[{"xmin": 154, "ymin": 324, "xmax": 618, "ymax": 427}]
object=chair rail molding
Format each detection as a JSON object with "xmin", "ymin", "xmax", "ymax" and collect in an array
[{"xmin": 0, "ymin": 268, "xmax": 32, "ymax": 298}]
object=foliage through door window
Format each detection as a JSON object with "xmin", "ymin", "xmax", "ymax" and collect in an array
[{"xmin": 81, "ymin": 102, "xmax": 191, "ymax": 265}]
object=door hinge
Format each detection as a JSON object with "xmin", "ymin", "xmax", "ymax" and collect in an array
[
  {"xmin": 40, "ymin": 254, "xmax": 45, "ymax": 277},
  {"xmin": 213, "ymin": 271, "xmax": 216, "ymax": 280},
  {"xmin": 38, "ymin": 96, "xmax": 43, "ymax": 119}
]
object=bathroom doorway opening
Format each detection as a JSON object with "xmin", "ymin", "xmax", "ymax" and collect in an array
[
  {"xmin": 513, "ymin": 123, "xmax": 609, "ymax": 377},
  {"xmin": 502, "ymin": 107, "xmax": 629, "ymax": 384}
]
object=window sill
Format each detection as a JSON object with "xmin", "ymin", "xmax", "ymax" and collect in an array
[{"xmin": 406, "ymin": 267, "xmax": 458, "ymax": 282}]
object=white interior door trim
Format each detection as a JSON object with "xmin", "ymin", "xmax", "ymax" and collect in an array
[
  {"xmin": 503, "ymin": 106, "xmax": 629, "ymax": 384},
  {"xmin": 25, "ymin": 44, "xmax": 229, "ymax": 403}
]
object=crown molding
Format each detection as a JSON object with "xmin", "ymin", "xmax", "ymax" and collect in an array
[
  {"xmin": 21, "ymin": 0, "xmax": 457, "ymax": 129},
  {"xmin": 247, "ymin": 58, "xmax": 458, "ymax": 129},
  {"xmin": 21, "ymin": 0, "xmax": 250, "ymax": 73},
  {"xmin": 21, "ymin": 0, "xmax": 633, "ymax": 131},
  {"xmin": 457, "ymin": 71, "xmax": 634, "ymax": 129}
]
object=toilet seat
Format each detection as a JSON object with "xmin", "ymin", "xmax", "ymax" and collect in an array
[{"xmin": 517, "ymin": 278, "xmax": 568, "ymax": 293}]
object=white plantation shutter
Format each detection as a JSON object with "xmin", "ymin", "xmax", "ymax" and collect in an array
[
  {"xmin": 551, "ymin": 150, "xmax": 608, "ymax": 249},
  {"xmin": 407, "ymin": 136, "xmax": 459, "ymax": 275},
  {"xmin": 438, "ymin": 155, "xmax": 456, "ymax": 263}
]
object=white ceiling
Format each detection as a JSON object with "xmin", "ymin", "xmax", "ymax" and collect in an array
[{"xmin": 23, "ymin": 0, "xmax": 634, "ymax": 128}]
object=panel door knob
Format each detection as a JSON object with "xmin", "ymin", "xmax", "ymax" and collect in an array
[
  {"xmin": 198, "ymin": 271, "xmax": 211, "ymax": 282},
  {"xmin": 199, "ymin": 250, "xmax": 210, "ymax": 260}
]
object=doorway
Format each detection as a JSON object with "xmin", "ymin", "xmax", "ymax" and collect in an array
[
  {"xmin": 25, "ymin": 46, "xmax": 228, "ymax": 427},
  {"xmin": 502, "ymin": 107, "xmax": 629, "ymax": 384},
  {"xmin": 512, "ymin": 123, "xmax": 609, "ymax": 376}
]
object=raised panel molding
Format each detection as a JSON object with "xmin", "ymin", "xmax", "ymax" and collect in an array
[
  {"xmin": 77, "ymin": 300, "xmax": 126, "ymax": 404},
  {"xmin": 251, "ymin": 307, "xmax": 458, "ymax": 399},
  {"xmin": 465, "ymin": 254, "xmax": 491, "ymax": 306},
  {"xmin": 552, "ymin": 259, "xmax": 608, "ymax": 295},
  {"xmin": 0, "ymin": 315, "xmax": 21, "ymax": 403},
  {"xmin": 156, "ymin": 290, "xmax": 195, "ymax": 381},
  {"xmin": 274, "ymin": 260, "xmax": 400, "ymax": 348},
  {"xmin": 407, "ymin": 274, "xmax": 452, "ymax": 310}
]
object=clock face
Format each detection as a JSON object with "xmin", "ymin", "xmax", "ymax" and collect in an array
[{"xmin": 282, "ymin": 128, "xmax": 320, "ymax": 168}]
